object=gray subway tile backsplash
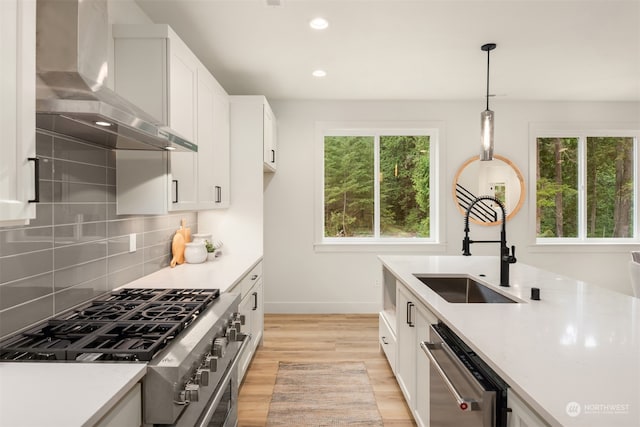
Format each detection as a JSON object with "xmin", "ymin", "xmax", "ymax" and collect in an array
[
  {"xmin": 54, "ymin": 259, "xmax": 107, "ymax": 292},
  {"xmin": 54, "ymin": 278, "xmax": 107, "ymax": 313},
  {"xmin": 0, "ymin": 131, "xmax": 198, "ymax": 339},
  {"xmin": 0, "ymin": 295, "xmax": 54, "ymax": 338},
  {"xmin": 53, "ymin": 159, "xmax": 108, "ymax": 185},
  {"xmin": 0, "ymin": 272, "xmax": 53, "ymax": 310}
]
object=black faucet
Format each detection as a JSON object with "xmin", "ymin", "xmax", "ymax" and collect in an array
[{"xmin": 462, "ymin": 196, "xmax": 517, "ymax": 286}]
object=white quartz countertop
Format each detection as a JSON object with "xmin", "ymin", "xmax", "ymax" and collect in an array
[
  {"xmin": 120, "ymin": 251, "xmax": 262, "ymax": 292},
  {"xmin": 0, "ymin": 362, "xmax": 145, "ymax": 427},
  {"xmin": 379, "ymin": 255, "xmax": 640, "ymax": 427}
]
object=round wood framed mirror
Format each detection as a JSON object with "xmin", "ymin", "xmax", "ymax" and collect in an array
[{"xmin": 453, "ymin": 154, "xmax": 525, "ymax": 226}]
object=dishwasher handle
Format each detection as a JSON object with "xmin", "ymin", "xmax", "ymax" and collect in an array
[{"xmin": 420, "ymin": 340, "xmax": 478, "ymax": 412}]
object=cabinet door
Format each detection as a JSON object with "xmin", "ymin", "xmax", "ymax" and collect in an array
[
  {"xmin": 196, "ymin": 66, "xmax": 230, "ymax": 209},
  {"xmin": 250, "ymin": 279, "xmax": 264, "ymax": 347},
  {"xmin": 168, "ymin": 151, "xmax": 198, "ymax": 211},
  {"xmin": 507, "ymin": 390, "xmax": 551, "ymax": 427},
  {"xmin": 396, "ymin": 285, "xmax": 416, "ymax": 407},
  {"xmin": 167, "ymin": 36, "xmax": 198, "ymax": 142},
  {"xmin": 263, "ymin": 103, "xmax": 277, "ymax": 172},
  {"xmin": 94, "ymin": 383, "xmax": 141, "ymax": 427},
  {"xmin": 237, "ymin": 291, "xmax": 254, "ymax": 382},
  {"xmin": 0, "ymin": 0, "xmax": 36, "ymax": 225}
]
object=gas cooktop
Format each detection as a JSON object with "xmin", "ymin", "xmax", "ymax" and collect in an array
[{"xmin": 0, "ymin": 288, "xmax": 220, "ymax": 362}]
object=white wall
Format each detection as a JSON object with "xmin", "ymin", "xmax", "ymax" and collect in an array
[{"xmin": 264, "ymin": 99, "xmax": 640, "ymax": 313}]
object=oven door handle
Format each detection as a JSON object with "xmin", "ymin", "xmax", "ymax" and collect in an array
[
  {"xmin": 196, "ymin": 335, "xmax": 252, "ymax": 427},
  {"xmin": 420, "ymin": 340, "xmax": 478, "ymax": 412}
]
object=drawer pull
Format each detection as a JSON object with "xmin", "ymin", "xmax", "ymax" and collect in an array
[
  {"xmin": 381, "ymin": 336, "xmax": 389, "ymax": 345},
  {"xmin": 252, "ymin": 291, "xmax": 258, "ymax": 311}
]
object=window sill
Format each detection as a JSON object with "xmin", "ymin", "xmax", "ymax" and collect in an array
[
  {"xmin": 529, "ymin": 241, "xmax": 640, "ymax": 253},
  {"xmin": 314, "ymin": 241, "xmax": 447, "ymax": 253}
]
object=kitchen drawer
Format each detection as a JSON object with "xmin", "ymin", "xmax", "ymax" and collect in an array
[
  {"xmin": 232, "ymin": 262, "xmax": 262, "ymax": 298},
  {"xmin": 379, "ymin": 312, "xmax": 397, "ymax": 374}
]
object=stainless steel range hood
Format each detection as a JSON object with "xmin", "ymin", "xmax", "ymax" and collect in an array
[{"xmin": 36, "ymin": 0, "xmax": 196, "ymax": 152}]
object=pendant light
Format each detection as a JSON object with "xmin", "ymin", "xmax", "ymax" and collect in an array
[{"xmin": 480, "ymin": 43, "xmax": 497, "ymax": 161}]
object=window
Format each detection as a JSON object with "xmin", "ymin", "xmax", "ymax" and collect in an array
[
  {"xmin": 535, "ymin": 131, "xmax": 638, "ymax": 242},
  {"xmin": 320, "ymin": 126, "xmax": 438, "ymax": 244}
]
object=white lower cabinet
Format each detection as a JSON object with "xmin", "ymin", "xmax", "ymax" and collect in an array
[
  {"xmin": 94, "ymin": 383, "xmax": 141, "ymax": 427},
  {"xmin": 378, "ymin": 312, "xmax": 396, "ymax": 374},
  {"xmin": 395, "ymin": 284, "xmax": 437, "ymax": 426},
  {"xmin": 508, "ymin": 390, "xmax": 551, "ymax": 427},
  {"xmin": 230, "ymin": 262, "xmax": 264, "ymax": 383}
]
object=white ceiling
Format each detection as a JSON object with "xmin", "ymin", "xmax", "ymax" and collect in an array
[{"xmin": 134, "ymin": 0, "xmax": 640, "ymax": 101}]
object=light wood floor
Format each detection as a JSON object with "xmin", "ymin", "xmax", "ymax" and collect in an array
[{"xmin": 238, "ymin": 313, "xmax": 416, "ymax": 426}]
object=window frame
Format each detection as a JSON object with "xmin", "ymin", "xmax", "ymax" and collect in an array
[
  {"xmin": 529, "ymin": 122, "xmax": 640, "ymax": 246},
  {"xmin": 314, "ymin": 121, "xmax": 445, "ymax": 252}
]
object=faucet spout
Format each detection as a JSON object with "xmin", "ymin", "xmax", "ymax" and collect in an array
[{"xmin": 462, "ymin": 196, "xmax": 517, "ymax": 286}]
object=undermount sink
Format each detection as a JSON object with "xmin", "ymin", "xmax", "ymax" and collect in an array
[{"xmin": 414, "ymin": 275, "xmax": 518, "ymax": 304}]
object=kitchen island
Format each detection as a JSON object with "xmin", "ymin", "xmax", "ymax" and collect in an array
[{"xmin": 379, "ymin": 255, "xmax": 640, "ymax": 427}]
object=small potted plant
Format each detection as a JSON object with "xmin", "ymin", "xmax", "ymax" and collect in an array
[{"xmin": 205, "ymin": 240, "xmax": 216, "ymax": 261}]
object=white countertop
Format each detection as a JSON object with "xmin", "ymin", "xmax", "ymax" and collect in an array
[
  {"xmin": 120, "ymin": 251, "xmax": 262, "ymax": 292},
  {"xmin": 379, "ymin": 255, "xmax": 640, "ymax": 427},
  {"xmin": 0, "ymin": 362, "xmax": 146, "ymax": 427}
]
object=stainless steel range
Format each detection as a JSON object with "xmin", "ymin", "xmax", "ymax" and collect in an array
[{"xmin": 0, "ymin": 288, "xmax": 249, "ymax": 427}]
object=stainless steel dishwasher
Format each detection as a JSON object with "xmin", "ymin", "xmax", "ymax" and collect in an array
[{"xmin": 420, "ymin": 323, "xmax": 509, "ymax": 427}]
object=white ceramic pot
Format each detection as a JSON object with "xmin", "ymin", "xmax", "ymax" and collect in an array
[{"xmin": 184, "ymin": 241, "xmax": 207, "ymax": 264}]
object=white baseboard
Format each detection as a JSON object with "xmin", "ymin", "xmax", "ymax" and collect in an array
[{"xmin": 264, "ymin": 301, "xmax": 379, "ymax": 314}]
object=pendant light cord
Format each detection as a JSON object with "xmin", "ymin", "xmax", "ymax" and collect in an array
[
  {"xmin": 486, "ymin": 48, "xmax": 490, "ymax": 110},
  {"xmin": 481, "ymin": 43, "xmax": 496, "ymax": 111}
]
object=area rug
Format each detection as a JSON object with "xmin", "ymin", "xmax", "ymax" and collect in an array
[{"xmin": 265, "ymin": 361, "xmax": 383, "ymax": 426}]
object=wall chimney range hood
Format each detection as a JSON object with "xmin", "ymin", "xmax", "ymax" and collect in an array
[{"xmin": 36, "ymin": 0, "xmax": 196, "ymax": 152}]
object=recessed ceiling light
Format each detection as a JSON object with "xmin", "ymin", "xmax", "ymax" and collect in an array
[
  {"xmin": 309, "ymin": 17, "xmax": 329, "ymax": 30},
  {"xmin": 312, "ymin": 69, "xmax": 327, "ymax": 78},
  {"xmin": 95, "ymin": 121, "xmax": 112, "ymax": 127},
  {"xmin": 165, "ymin": 146, "xmax": 176, "ymax": 151}
]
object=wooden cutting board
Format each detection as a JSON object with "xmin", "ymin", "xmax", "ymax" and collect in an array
[
  {"xmin": 177, "ymin": 218, "xmax": 191, "ymax": 243},
  {"xmin": 170, "ymin": 232, "xmax": 185, "ymax": 267}
]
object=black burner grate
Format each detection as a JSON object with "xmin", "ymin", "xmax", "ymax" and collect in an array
[{"xmin": 0, "ymin": 288, "xmax": 220, "ymax": 362}]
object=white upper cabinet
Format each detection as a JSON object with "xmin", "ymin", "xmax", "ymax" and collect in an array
[
  {"xmin": 113, "ymin": 24, "xmax": 201, "ymax": 213},
  {"xmin": 0, "ymin": 0, "xmax": 37, "ymax": 225},
  {"xmin": 113, "ymin": 24, "xmax": 198, "ymax": 142},
  {"xmin": 197, "ymin": 64, "xmax": 230, "ymax": 210},
  {"xmin": 263, "ymin": 101, "xmax": 277, "ymax": 172}
]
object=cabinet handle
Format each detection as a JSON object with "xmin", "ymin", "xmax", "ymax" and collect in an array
[
  {"xmin": 250, "ymin": 274, "xmax": 258, "ymax": 281},
  {"xmin": 28, "ymin": 157, "xmax": 40, "ymax": 203},
  {"xmin": 406, "ymin": 302, "xmax": 415, "ymax": 327},
  {"xmin": 215, "ymin": 186, "xmax": 222, "ymax": 203},
  {"xmin": 271, "ymin": 149, "xmax": 276, "ymax": 164},
  {"xmin": 172, "ymin": 179, "xmax": 178, "ymax": 203},
  {"xmin": 381, "ymin": 336, "xmax": 389, "ymax": 345},
  {"xmin": 252, "ymin": 291, "xmax": 258, "ymax": 311}
]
